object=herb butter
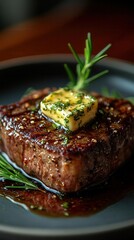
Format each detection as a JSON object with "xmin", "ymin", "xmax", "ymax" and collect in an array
[{"xmin": 40, "ymin": 88, "xmax": 98, "ymax": 131}]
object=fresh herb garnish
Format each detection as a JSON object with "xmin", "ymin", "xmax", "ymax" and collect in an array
[
  {"xmin": 61, "ymin": 135, "xmax": 69, "ymax": 145},
  {"xmin": 126, "ymin": 97, "xmax": 134, "ymax": 105},
  {"xmin": 61, "ymin": 201, "xmax": 69, "ymax": 216},
  {"xmin": 102, "ymin": 87, "xmax": 134, "ymax": 104},
  {"xmin": 64, "ymin": 32, "xmax": 111, "ymax": 91},
  {"xmin": 61, "ymin": 201, "xmax": 69, "ymax": 209},
  {"xmin": 0, "ymin": 154, "xmax": 39, "ymax": 190},
  {"xmin": 101, "ymin": 87, "xmax": 122, "ymax": 98},
  {"xmin": 21, "ymin": 87, "xmax": 35, "ymax": 98}
]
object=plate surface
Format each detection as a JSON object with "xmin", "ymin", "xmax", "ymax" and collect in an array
[{"xmin": 0, "ymin": 55, "xmax": 134, "ymax": 240}]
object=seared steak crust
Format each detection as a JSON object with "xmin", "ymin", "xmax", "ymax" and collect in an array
[{"xmin": 0, "ymin": 88, "xmax": 134, "ymax": 192}]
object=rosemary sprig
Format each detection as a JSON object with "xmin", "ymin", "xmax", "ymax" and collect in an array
[
  {"xmin": 101, "ymin": 87, "xmax": 134, "ymax": 104},
  {"xmin": 0, "ymin": 153, "xmax": 39, "ymax": 190},
  {"xmin": 21, "ymin": 87, "xmax": 35, "ymax": 98},
  {"xmin": 126, "ymin": 97, "xmax": 134, "ymax": 105},
  {"xmin": 101, "ymin": 87, "xmax": 122, "ymax": 98},
  {"xmin": 64, "ymin": 32, "xmax": 111, "ymax": 91}
]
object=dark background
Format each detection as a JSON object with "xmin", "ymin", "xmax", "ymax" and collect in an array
[{"xmin": 0, "ymin": 0, "xmax": 134, "ymax": 62}]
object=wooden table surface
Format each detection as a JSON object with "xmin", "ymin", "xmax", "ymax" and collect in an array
[{"xmin": 0, "ymin": 2, "xmax": 134, "ymax": 63}]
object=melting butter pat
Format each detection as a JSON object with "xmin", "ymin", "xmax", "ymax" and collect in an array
[{"xmin": 40, "ymin": 88, "xmax": 98, "ymax": 131}]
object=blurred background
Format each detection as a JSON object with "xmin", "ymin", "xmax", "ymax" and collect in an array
[{"xmin": 0, "ymin": 0, "xmax": 133, "ymax": 62}]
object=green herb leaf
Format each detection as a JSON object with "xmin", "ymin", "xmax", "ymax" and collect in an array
[
  {"xmin": 101, "ymin": 87, "xmax": 134, "ymax": 104},
  {"xmin": 64, "ymin": 33, "xmax": 111, "ymax": 91},
  {"xmin": 126, "ymin": 97, "xmax": 134, "ymax": 105},
  {"xmin": 101, "ymin": 87, "xmax": 122, "ymax": 98},
  {"xmin": 61, "ymin": 201, "xmax": 69, "ymax": 209},
  {"xmin": 21, "ymin": 87, "xmax": 35, "ymax": 98},
  {"xmin": 64, "ymin": 64, "xmax": 76, "ymax": 89},
  {"xmin": 0, "ymin": 153, "xmax": 39, "ymax": 190}
]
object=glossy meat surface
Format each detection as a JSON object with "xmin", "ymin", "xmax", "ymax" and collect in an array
[{"xmin": 0, "ymin": 88, "xmax": 134, "ymax": 192}]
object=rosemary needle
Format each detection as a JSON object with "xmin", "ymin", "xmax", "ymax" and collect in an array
[
  {"xmin": 102, "ymin": 87, "xmax": 134, "ymax": 104},
  {"xmin": 0, "ymin": 154, "xmax": 39, "ymax": 190},
  {"xmin": 64, "ymin": 32, "xmax": 111, "ymax": 91}
]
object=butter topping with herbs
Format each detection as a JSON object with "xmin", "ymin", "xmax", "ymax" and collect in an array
[
  {"xmin": 40, "ymin": 33, "xmax": 111, "ymax": 131},
  {"xmin": 40, "ymin": 88, "xmax": 98, "ymax": 131}
]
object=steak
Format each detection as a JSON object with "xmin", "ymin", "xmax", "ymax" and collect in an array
[{"xmin": 0, "ymin": 88, "xmax": 134, "ymax": 193}]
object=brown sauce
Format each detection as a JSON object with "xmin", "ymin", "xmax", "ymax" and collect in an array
[{"xmin": 0, "ymin": 156, "xmax": 134, "ymax": 218}]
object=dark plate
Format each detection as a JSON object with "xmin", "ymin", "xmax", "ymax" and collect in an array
[{"xmin": 0, "ymin": 55, "xmax": 134, "ymax": 240}]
